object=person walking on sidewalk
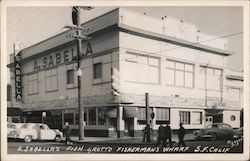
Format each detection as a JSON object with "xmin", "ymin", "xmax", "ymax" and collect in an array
[
  {"xmin": 65, "ymin": 122, "xmax": 73, "ymax": 145},
  {"xmin": 165, "ymin": 123, "xmax": 172, "ymax": 147},
  {"xmin": 178, "ymin": 123, "xmax": 186, "ymax": 147},
  {"xmin": 157, "ymin": 124, "xmax": 166, "ymax": 146}
]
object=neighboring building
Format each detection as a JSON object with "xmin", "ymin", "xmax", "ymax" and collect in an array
[{"xmin": 8, "ymin": 8, "xmax": 243, "ymax": 137}]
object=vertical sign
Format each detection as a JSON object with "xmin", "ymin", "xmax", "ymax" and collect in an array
[{"xmin": 15, "ymin": 52, "xmax": 22, "ymax": 100}]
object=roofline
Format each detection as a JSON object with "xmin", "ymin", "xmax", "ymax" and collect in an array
[{"xmin": 118, "ymin": 23, "xmax": 233, "ymax": 56}]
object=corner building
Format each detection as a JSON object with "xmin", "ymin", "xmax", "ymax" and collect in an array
[{"xmin": 8, "ymin": 8, "xmax": 243, "ymax": 137}]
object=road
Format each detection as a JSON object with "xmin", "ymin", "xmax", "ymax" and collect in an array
[{"xmin": 8, "ymin": 138, "xmax": 243, "ymax": 154}]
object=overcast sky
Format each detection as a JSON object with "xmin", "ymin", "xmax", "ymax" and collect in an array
[{"xmin": 7, "ymin": 6, "xmax": 243, "ymax": 71}]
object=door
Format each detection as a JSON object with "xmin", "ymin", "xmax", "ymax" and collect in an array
[{"xmin": 124, "ymin": 118, "xmax": 134, "ymax": 137}]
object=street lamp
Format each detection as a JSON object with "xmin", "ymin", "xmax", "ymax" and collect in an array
[{"xmin": 76, "ymin": 68, "xmax": 82, "ymax": 77}]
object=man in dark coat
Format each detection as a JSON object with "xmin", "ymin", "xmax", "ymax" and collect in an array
[
  {"xmin": 165, "ymin": 123, "xmax": 172, "ymax": 147},
  {"xmin": 65, "ymin": 122, "xmax": 73, "ymax": 145},
  {"xmin": 178, "ymin": 123, "xmax": 186, "ymax": 147},
  {"xmin": 157, "ymin": 124, "xmax": 166, "ymax": 146}
]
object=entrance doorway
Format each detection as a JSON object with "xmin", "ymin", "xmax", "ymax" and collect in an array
[{"xmin": 124, "ymin": 118, "xmax": 134, "ymax": 137}]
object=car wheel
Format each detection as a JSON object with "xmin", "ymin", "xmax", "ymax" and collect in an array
[
  {"xmin": 24, "ymin": 135, "xmax": 32, "ymax": 142},
  {"xmin": 210, "ymin": 133, "xmax": 217, "ymax": 141},
  {"xmin": 54, "ymin": 135, "xmax": 62, "ymax": 142}
]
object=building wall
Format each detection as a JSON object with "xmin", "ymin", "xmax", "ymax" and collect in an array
[
  {"xmin": 119, "ymin": 31, "xmax": 227, "ymax": 104},
  {"xmin": 223, "ymin": 110, "xmax": 241, "ymax": 128}
]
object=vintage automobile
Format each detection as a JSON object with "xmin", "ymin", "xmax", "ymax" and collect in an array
[
  {"xmin": 7, "ymin": 123, "xmax": 63, "ymax": 142},
  {"xmin": 233, "ymin": 127, "xmax": 243, "ymax": 139},
  {"xmin": 193, "ymin": 123, "xmax": 234, "ymax": 141},
  {"xmin": 7, "ymin": 123, "xmax": 24, "ymax": 136}
]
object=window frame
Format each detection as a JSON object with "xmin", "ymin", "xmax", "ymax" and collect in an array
[
  {"xmin": 45, "ymin": 68, "xmax": 58, "ymax": 92},
  {"xmin": 179, "ymin": 111, "xmax": 191, "ymax": 125},
  {"xmin": 27, "ymin": 73, "xmax": 39, "ymax": 95},
  {"xmin": 93, "ymin": 63, "xmax": 102, "ymax": 80},
  {"xmin": 166, "ymin": 59, "xmax": 195, "ymax": 88}
]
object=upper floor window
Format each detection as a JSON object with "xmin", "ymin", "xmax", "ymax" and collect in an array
[
  {"xmin": 93, "ymin": 63, "xmax": 102, "ymax": 79},
  {"xmin": 125, "ymin": 52, "xmax": 160, "ymax": 84},
  {"xmin": 200, "ymin": 67, "xmax": 222, "ymax": 91},
  {"xmin": 45, "ymin": 68, "xmax": 58, "ymax": 92},
  {"xmin": 166, "ymin": 60, "xmax": 194, "ymax": 88},
  {"xmin": 67, "ymin": 69, "xmax": 74, "ymax": 84},
  {"xmin": 27, "ymin": 73, "xmax": 38, "ymax": 95}
]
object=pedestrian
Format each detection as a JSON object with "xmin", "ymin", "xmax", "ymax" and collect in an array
[
  {"xmin": 165, "ymin": 122, "xmax": 172, "ymax": 147},
  {"xmin": 65, "ymin": 122, "xmax": 73, "ymax": 145},
  {"xmin": 142, "ymin": 126, "xmax": 147, "ymax": 142},
  {"xmin": 157, "ymin": 124, "xmax": 166, "ymax": 146},
  {"xmin": 178, "ymin": 123, "xmax": 186, "ymax": 147}
]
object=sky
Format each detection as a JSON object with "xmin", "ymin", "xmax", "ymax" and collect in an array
[{"xmin": 6, "ymin": 6, "xmax": 243, "ymax": 71}]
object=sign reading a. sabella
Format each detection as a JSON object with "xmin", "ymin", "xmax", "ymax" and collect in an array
[
  {"xmin": 15, "ymin": 52, "xmax": 22, "ymax": 101},
  {"xmin": 33, "ymin": 42, "xmax": 93, "ymax": 71}
]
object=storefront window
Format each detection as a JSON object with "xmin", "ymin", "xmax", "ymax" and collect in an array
[
  {"xmin": 75, "ymin": 109, "xmax": 87, "ymax": 125},
  {"xmin": 64, "ymin": 109, "xmax": 74, "ymax": 125},
  {"xmin": 89, "ymin": 108, "xmax": 97, "ymax": 125},
  {"xmin": 98, "ymin": 107, "xmax": 107, "ymax": 125},
  {"xmin": 156, "ymin": 108, "xmax": 170, "ymax": 124},
  {"xmin": 180, "ymin": 111, "xmax": 190, "ymax": 124}
]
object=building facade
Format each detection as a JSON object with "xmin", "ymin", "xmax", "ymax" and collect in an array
[{"xmin": 8, "ymin": 8, "xmax": 243, "ymax": 137}]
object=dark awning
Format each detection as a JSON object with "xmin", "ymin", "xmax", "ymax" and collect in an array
[
  {"xmin": 123, "ymin": 107, "xmax": 138, "ymax": 118},
  {"xmin": 205, "ymin": 109, "xmax": 223, "ymax": 116},
  {"xmin": 105, "ymin": 108, "xmax": 117, "ymax": 118},
  {"xmin": 7, "ymin": 107, "xmax": 23, "ymax": 116}
]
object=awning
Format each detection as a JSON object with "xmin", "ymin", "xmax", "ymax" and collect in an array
[
  {"xmin": 7, "ymin": 107, "xmax": 23, "ymax": 116},
  {"xmin": 205, "ymin": 109, "xmax": 224, "ymax": 116},
  {"xmin": 105, "ymin": 108, "xmax": 117, "ymax": 118},
  {"xmin": 123, "ymin": 107, "xmax": 138, "ymax": 118}
]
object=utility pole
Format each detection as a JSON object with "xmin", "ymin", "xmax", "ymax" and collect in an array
[
  {"xmin": 145, "ymin": 93, "xmax": 151, "ymax": 142},
  {"xmin": 66, "ymin": 6, "xmax": 93, "ymax": 141}
]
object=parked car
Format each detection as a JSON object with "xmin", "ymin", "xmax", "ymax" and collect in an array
[
  {"xmin": 7, "ymin": 123, "xmax": 63, "ymax": 142},
  {"xmin": 233, "ymin": 127, "xmax": 243, "ymax": 139},
  {"xmin": 7, "ymin": 122, "xmax": 24, "ymax": 136},
  {"xmin": 193, "ymin": 123, "xmax": 234, "ymax": 141}
]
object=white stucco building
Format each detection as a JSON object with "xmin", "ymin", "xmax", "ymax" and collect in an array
[{"xmin": 8, "ymin": 8, "xmax": 243, "ymax": 137}]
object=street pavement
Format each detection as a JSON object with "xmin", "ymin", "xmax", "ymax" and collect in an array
[{"xmin": 65, "ymin": 132, "xmax": 196, "ymax": 145}]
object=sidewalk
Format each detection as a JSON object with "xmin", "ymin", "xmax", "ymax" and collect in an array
[{"xmin": 64, "ymin": 133, "xmax": 196, "ymax": 145}]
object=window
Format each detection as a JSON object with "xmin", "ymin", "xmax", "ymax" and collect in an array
[
  {"xmin": 137, "ymin": 107, "xmax": 146, "ymax": 125},
  {"xmin": 192, "ymin": 111, "xmax": 202, "ymax": 124},
  {"xmin": 180, "ymin": 111, "xmax": 190, "ymax": 124},
  {"xmin": 67, "ymin": 69, "xmax": 74, "ymax": 84},
  {"xmin": 97, "ymin": 107, "xmax": 107, "ymax": 125},
  {"xmin": 27, "ymin": 73, "xmax": 38, "ymax": 95},
  {"xmin": 125, "ymin": 52, "xmax": 160, "ymax": 84},
  {"xmin": 87, "ymin": 107, "xmax": 107, "ymax": 125},
  {"xmin": 156, "ymin": 108, "xmax": 170, "ymax": 124},
  {"xmin": 137, "ymin": 107, "xmax": 155, "ymax": 125},
  {"xmin": 201, "ymin": 67, "xmax": 222, "ymax": 91},
  {"xmin": 64, "ymin": 109, "xmax": 74, "ymax": 125},
  {"xmin": 93, "ymin": 63, "xmax": 102, "ymax": 79},
  {"xmin": 166, "ymin": 60, "xmax": 194, "ymax": 88},
  {"xmin": 88, "ymin": 108, "xmax": 97, "ymax": 125},
  {"xmin": 45, "ymin": 68, "xmax": 58, "ymax": 92}
]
